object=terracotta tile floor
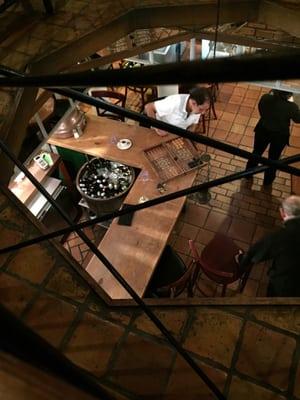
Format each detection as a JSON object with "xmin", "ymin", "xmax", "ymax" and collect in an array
[{"xmin": 64, "ymin": 82, "xmax": 299, "ymax": 297}]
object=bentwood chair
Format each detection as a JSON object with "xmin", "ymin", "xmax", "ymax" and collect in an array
[
  {"xmin": 199, "ymin": 84, "xmax": 218, "ymax": 133},
  {"xmin": 127, "ymin": 85, "xmax": 158, "ymax": 111},
  {"xmin": 189, "ymin": 234, "xmax": 251, "ymax": 296},
  {"xmin": 146, "ymin": 245, "xmax": 199, "ymax": 298},
  {"xmin": 87, "ymin": 89, "xmax": 127, "ymax": 121}
]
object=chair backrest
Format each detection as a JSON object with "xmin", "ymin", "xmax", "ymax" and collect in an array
[
  {"xmin": 157, "ymin": 259, "xmax": 198, "ymax": 298},
  {"xmin": 189, "ymin": 235, "xmax": 243, "ymax": 285},
  {"xmin": 88, "ymin": 89, "xmax": 127, "ymax": 120}
]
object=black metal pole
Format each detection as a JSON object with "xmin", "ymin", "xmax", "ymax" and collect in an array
[
  {"xmin": 0, "ymin": 0, "xmax": 18, "ymax": 13},
  {"xmin": 2, "ymin": 153, "xmax": 300, "ymax": 255},
  {"xmin": 1, "ymin": 66, "xmax": 299, "ymax": 177},
  {"xmin": 0, "ymin": 304, "xmax": 114, "ymax": 399},
  {"xmin": 0, "ymin": 52, "xmax": 300, "ymax": 87},
  {"xmin": 53, "ymin": 87, "xmax": 300, "ymax": 177},
  {"xmin": 43, "ymin": 0, "xmax": 54, "ymax": 14},
  {"xmin": 0, "ymin": 147, "xmax": 226, "ymax": 400}
]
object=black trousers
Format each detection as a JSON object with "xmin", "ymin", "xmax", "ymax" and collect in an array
[{"xmin": 246, "ymin": 126, "xmax": 288, "ymax": 185}]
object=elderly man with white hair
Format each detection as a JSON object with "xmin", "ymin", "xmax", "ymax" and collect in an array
[{"xmin": 241, "ymin": 195, "xmax": 300, "ymax": 297}]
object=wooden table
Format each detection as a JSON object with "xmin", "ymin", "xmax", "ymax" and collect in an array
[
  {"xmin": 48, "ymin": 116, "xmax": 198, "ymax": 300},
  {"xmin": 9, "ymin": 153, "xmax": 61, "ymax": 205}
]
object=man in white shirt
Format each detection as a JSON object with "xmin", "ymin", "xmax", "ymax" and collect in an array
[{"xmin": 144, "ymin": 87, "xmax": 210, "ymax": 136}]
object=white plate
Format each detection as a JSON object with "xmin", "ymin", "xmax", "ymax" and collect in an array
[{"xmin": 117, "ymin": 139, "xmax": 132, "ymax": 150}]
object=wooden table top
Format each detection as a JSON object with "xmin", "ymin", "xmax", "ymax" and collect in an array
[
  {"xmin": 8, "ymin": 153, "xmax": 61, "ymax": 205},
  {"xmin": 48, "ymin": 115, "xmax": 198, "ymax": 299},
  {"xmin": 48, "ymin": 115, "xmax": 173, "ymax": 170}
]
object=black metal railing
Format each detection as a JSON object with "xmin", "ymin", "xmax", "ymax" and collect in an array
[
  {"xmin": 1, "ymin": 55, "xmax": 300, "ymax": 399},
  {"xmin": 0, "ymin": 0, "xmax": 18, "ymax": 14},
  {"xmin": 0, "ymin": 52, "xmax": 300, "ymax": 87}
]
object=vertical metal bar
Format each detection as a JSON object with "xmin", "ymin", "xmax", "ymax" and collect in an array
[
  {"xmin": 34, "ymin": 112, "xmax": 49, "ymax": 139},
  {"xmin": 43, "ymin": 0, "xmax": 54, "ymax": 14}
]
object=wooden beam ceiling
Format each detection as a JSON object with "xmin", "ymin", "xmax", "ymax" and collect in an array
[
  {"xmin": 28, "ymin": 0, "xmax": 259, "ymax": 112},
  {"xmin": 32, "ymin": 1, "xmax": 259, "ymax": 75},
  {"xmin": 258, "ymin": 0, "xmax": 300, "ymax": 38},
  {"xmin": 132, "ymin": 1, "xmax": 258, "ymax": 29},
  {"xmin": 33, "ymin": 14, "xmax": 132, "ymax": 73},
  {"xmin": 69, "ymin": 31, "xmax": 195, "ymax": 72},
  {"xmin": 193, "ymin": 29, "xmax": 300, "ymax": 50}
]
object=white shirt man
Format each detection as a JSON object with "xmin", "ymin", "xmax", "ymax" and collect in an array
[{"xmin": 144, "ymin": 87, "xmax": 210, "ymax": 136}]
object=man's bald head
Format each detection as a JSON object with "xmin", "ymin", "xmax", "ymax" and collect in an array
[{"xmin": 281, "ymin": 196, "xmax": 300, "ymax": 218}]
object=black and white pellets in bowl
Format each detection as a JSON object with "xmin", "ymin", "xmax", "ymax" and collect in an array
[{"xmin": 76, "ymin": 157, "xmax": 135, "ymax": 215}]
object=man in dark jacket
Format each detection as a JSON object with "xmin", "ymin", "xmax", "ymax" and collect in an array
[
  {"xmin": 240, "ymin": 195, "xmax": 300, "ymax": 296},
  {"xmin": 246, "ymin": 89, "xmax": 300, "ymax": 185}
]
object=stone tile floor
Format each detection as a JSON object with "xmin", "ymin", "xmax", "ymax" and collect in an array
[
  {"xmin": 64, "ymin": 82, "xmax": 300, "ymax": 297},
  {"xmin": 1, "ymin": 185, "xmax": 300, "ymax": 399}
]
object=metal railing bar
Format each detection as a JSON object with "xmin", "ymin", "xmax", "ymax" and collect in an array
[
  {"xmin": 0, "ymin": 303, "xmax": 114, "ymax": 400},
  {"xmin": 0, "ymin": 142, "xmax": 226, "ymax": 400},
  {"xmin": 0, "ymin": 0, "xmax": 18, "ymax": 13},
  {"xmin": 1, "ymin": 153, "xmax": 300, "ymax": 255},
  {"xmin": 50, "ymin": 87, "xmax": 300, "ymax": 177},
  {"xmin": 0, "ymin": 52, "xmax": 300, "ymax": 87},
  {"xmin": 1, "ymin": 66, "xmax": 299, "ymax": 177}
]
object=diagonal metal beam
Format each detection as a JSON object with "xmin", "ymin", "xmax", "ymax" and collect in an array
[
  {"xmin": 0, "ymin": 0, "xmax": 18, "ymax": 13},
  {"xmin": 1, "ymin": 52, "xmax": 300, "ymax": 88},
  {"xmin": 1, "ymin": 66, "xmax": 299, "ymax": 177},
  {"xmin": 53, "ymin": 87, "xmax": 300, "ymax": 177},
  {"xmin": 2, "ymin": 153, "xmax": 300, "ymax": 256}
]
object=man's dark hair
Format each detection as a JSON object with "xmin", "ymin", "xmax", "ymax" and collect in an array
[{"xmin": 189, "ymin": 87, "xmax": 210, "ymax": 105}]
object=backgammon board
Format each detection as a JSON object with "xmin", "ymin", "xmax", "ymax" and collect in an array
[{"xmin": 144, "ymin": 137, "xmax": 208, "ymax": 183}]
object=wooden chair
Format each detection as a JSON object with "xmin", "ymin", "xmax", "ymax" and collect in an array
[
  {"xmin": 146, "ymin": 245, "xmax": 199, "ymax": 298},
  {"xmin": 189, "ymin": 234, "xmax": 251, "ymax": 296},
  {"xmin": 87, "ymin": 89, "xmax": 127, "ymax": 121},
  {"xmin": 197, "ymin": 84, "xmax": 218, "ymax": 134},
  {"xmin": 127, "ymin": 85, "xmax": 158, "ymax": 111}
]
